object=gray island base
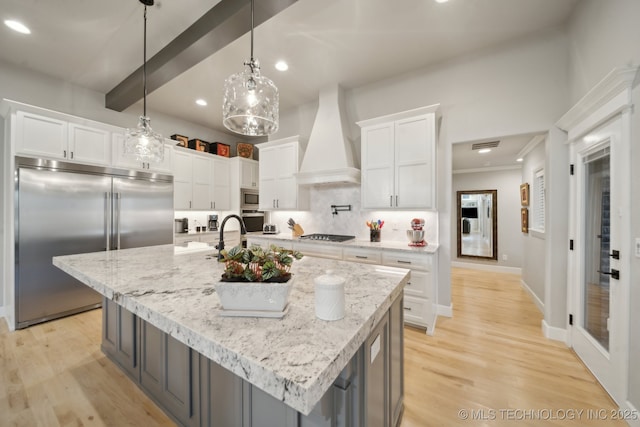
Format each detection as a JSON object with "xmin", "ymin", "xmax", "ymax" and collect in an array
[{"xmin": 53, "ymin": 245, "xmax": 408, "ymax": 427}]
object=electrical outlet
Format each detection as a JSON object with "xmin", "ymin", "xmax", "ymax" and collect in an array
[
  {"xmin": 502, "ymin": 254, "xmax": 508, "ymax": 261},
  {"xmin": 636, "ymin": 238, "xmax": 640, "ymax": 258}
]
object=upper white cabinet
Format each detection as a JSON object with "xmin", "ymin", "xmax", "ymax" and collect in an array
[
  {"xmin": 112, "ymin": 133, "xmax": 173, "ymax": 174},
  {"xmin": 15, "ymin": 111, "xmax": 111, "ymax": 166},
  {"xmin": 173, "ymin": 147, "xmax": 230, "ymax": 210},
  {"xmin": 256, "ymin": 136, "xmax": 308, "ymax": 211},
  {"xmin": 239, "ymin": 157, "xmax": 259, "ymax": 189},
  {"xmin": 357, "ymin": 105, "xmax": 439, "ymax": 210}
]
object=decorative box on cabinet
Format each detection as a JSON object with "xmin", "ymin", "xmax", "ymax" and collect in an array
[
  {"xmin": 357, "ymin": 104, "xmax": 439, "ymax": 210},
  {"xmin": 15, "ymin": 110, "xmax": 111, "ymax": 166},
  {"xmin": 256, "ymin": 136, "xmax": 309, "ymax": 211}
]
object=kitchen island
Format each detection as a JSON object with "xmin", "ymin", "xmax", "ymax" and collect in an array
[{"xmin": 53, "ymin": 244, "xmax": 408, "ymax": 427}]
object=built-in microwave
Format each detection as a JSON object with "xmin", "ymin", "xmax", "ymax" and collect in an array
[{"xmin": 241, "ymin": 189, "xmax": 259, "ymax": 210}]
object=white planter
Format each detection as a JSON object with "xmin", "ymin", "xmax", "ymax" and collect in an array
[{"xmin": 215, "ymin": 279, "xmax": 293, "ymax": 312}]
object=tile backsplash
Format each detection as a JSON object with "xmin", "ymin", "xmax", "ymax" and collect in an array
[{"xmin": 267, "ymin": 184, "xmax": 438, "ymax": 244}]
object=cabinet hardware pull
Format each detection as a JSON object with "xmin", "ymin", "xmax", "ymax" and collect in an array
[
  {"xmin": 211, "ymin": 202, "xmax": 213, "ymax": 209},
  {"xmin": 189, "ymin": 201, "xmax": 192, "ymax": 208},
  {"xmin": 273, "ymin": 199, "xmax": 276, "ymax": 208},
  {"xmin": 395, "ymin": 195, "xmax": 398, "ymax": 206},
  {"xmin": 404, "ymin": 307, "xmax": 412, "ymax": 311},
  {"xmin": 397, "ymin": 260, "xmax": 411, "ymax": 264},
  {"xmin": 390, "ymin": 195, "xmax": 393, "ymax": 207},
  {"xmin": 63, "ymin": 150, "xmax": 67, "ymax": 158},
  {"xmin": 355, "ymin": 255, "xmax": 368, "ymax": 259},
  {"xmin": 70, "ymin": 151, "xmax": 74, "ymax": 159}
]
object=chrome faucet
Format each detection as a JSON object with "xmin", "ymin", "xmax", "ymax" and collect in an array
[{"xmin": 216, "ymin": 214, "xmax": 247, "ymax": 261}]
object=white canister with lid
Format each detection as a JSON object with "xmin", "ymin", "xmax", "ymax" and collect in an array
[{"xmin": 314, "ymin": 270, "xmax": 345, "ymax": 321}]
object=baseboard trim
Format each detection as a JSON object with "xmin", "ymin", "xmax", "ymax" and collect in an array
[
  {"xmin": 451, "ymin": 261, "xmax": 521, "ymax": 275},
  {"xmin": 624, "ymin": 401, "xmax": 640, "ymax": 427},
  {"xmin": 520, "ymin": 279, "xmax": 544, "ymax": 313},
  {"xmin": 437, "ymin": 304, "xmax": 453, "ymax": 318},
  {"xmin": 542, "ymin": 319, "xmax": 568, "ymax": 343}
]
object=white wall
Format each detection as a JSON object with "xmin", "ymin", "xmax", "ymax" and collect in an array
[
  {"xmin": 451, "ymin": 168, "xmax": 523, "ymax": 269},
  {"xmin": 268, "ymin": 184, "xmax": 438, "ymax": 244},
  {"xmin": 0, "ymin": 59, "xmax": 242, "ymax": 150},
  {"xmin": 521, "ymin": 141, "xmax": 546, "ymax": 306},
  {"xmin": 275, "ymin": 29, "xmax": 570, "ymax": 308},
  {"xmin": 567, "ymin": 0, "xmax": 640, "ymax": 411}
]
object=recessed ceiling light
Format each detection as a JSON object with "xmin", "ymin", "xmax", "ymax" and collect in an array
[
  {"xmin": 435, "ymin": 0, "xmax": 449, "ymax": 3},
  {"xmin": 195, "ymin": 99, "xmax": 207, "ymax": 106},
  {"xmin": 516, "ymin": 158, "xmax": 523, "ymax": 162},
  {"xmin": 4, "ymin": 19, "xmax": 31, "ymax": 34},
  {"xmin": 275, "ymin": 61, "xmax": 289, "ymax": 71},
  {"xmin": 478, "ymin": 148, "xmax": 491, "ymax": 154}
]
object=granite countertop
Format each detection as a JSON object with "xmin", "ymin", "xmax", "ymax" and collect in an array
[
  {"xmin": 246, "ymin": 231, "xmax": 439, "ymax": 254},
  {"xmin": 52, "ymin": 245, "xmax": 409, "ymax": 416}
]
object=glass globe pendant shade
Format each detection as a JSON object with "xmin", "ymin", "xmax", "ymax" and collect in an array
[
  {"xmin": 222, "ymin": 59, "xmax": 279, "ymax": 136},
  {"xmin": 124, "ymin": 116, "xmax": 164, "ymax": 162}
]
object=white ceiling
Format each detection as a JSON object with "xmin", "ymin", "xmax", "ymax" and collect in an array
[
  {"xmin": 0, "ymin": 0, "xmax": 577, "ymax": 168},
  {"xmin": 452, "ymin": 133, "xmax": 538, "ymax": 171}
]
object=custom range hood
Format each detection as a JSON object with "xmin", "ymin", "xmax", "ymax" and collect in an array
[{"xmin": 295, "ymin": 86, "xmax": 360, "ymax": 185}]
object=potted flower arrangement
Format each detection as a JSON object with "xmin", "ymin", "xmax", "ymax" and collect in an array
[{"xmin": 215, "ymin": 245, "xmax": 303, "ymax": 313}]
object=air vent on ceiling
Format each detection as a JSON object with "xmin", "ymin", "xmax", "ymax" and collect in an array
[{"xmin": 471, "ymin": 141, "xmax": 500, "ymax": 150}]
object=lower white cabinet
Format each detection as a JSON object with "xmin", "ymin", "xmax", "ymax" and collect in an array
[
  {"xmin": 292, "ymin": 241, "xmax": 343, "ymax": 260},
  {"xmin": 248, "ymin": 236, "xmax": 438, "ymax": 334}
]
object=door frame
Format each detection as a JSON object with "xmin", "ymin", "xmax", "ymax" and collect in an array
[{"xmin": 557, "ymin": 67, "xmax": 637, "ymax": 406}]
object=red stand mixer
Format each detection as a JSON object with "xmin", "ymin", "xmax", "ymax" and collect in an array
[{"xmin": 407, "ymin": 218, "xmax": 427, "ymax": 247}]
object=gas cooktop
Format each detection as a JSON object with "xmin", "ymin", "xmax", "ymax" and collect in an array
[{"xmin": 299, "ymin": 233, "xmax": 355, "ymax": 242}]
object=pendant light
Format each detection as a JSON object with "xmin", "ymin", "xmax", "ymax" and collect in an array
[
  {"xmin": 124, "ymin": 0, "xmax": 164, "ymax": 162},
  {"xmin": 222, "ymin": 0, "xmax": 279, "ymax": 136}
]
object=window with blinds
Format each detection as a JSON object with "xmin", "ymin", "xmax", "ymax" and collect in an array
[{"xmin": 532, "ymin": 168, "xmax": 545, "ymax": 232}]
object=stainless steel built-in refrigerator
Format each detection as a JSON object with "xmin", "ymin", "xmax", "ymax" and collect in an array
[{"xmin": 15, "ymin": 157, "xmax": 173, "ymax": 329}]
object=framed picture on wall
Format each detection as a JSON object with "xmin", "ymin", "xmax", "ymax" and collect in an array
[
  {"xmin": 520, "ymin": 183, "xmax": 530, "ymax": 206},
  {"xmin": 521, "ymin": 208, "xmax": 529, "ymax": 233}
]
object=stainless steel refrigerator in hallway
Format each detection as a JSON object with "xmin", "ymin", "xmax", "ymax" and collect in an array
[{"xmin": 15, "ymin": 157, "xmax": 173, "ymax": 329}]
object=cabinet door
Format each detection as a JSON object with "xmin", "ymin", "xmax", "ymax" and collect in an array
[
  {"xmin": 68, "ymin": 123, "xmax": 111, "ymax": 165},
  {"xmin": 147, "ymin": 142, "xmax": 174, "ymax": 174},
  {"xmin": 394, "ymin": 115, "xmax": 434, "ymax": 209},
  {"xmin": 275, "ymin": 144, "xmax": 298, "ymax": 209},
  {"xmin": 173, "ymin": 150, "xmax": 193, "ymax": 209},
  {"xmin": 240, "ymin": 159, "xmax": 259, "ymax": 189},
  {"xmin": 361, "ymin": 123, "xmax": 395, "ymax": 209},
  {"xmin": 192, "ymin": 156, "xmax": 211, "ymax": 210},
  {"xmin": 258, "ymin": 147, "xmax": 279, "ymax": 210},
  {"xmin": 15, "ymin": 111, "xmax": 68, "ymax": 159},
  {"xmin": 293, "ymin": 241, "xmax": 343, "ymax": 260},
  {"xmin": 389, "ymin": 296, "xmax": 404, "ymax": 427},
  {"xmin": 211, "ymin": 157, "xmax": 230, "ymax": 210},
  {"xmin": 364, "ymin": 312, "xmax": 389, "ymax": 427},
  {"xmin": 112, "ymin": 132, "xmax": 146, "ymax": 171}
]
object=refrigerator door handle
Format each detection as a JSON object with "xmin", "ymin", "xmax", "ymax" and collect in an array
[
  {"xmin": 105, "ymin": 192, "xmax": 111, "ymax": 251},
  {"xmin": 115, "ymin": 192, "xmax": 122, "ymax": 250}
]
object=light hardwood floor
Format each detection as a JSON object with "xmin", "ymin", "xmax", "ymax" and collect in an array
[{"xmin": 0, "ymin": 268, "xmax": 624, "ymax": 426}]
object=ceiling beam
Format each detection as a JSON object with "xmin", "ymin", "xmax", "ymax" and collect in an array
[{"xmin": 106, "ymin": 0, "xmax": 298, "ymax": 112}]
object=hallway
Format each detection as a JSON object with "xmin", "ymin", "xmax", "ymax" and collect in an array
[{"xmin": 401, "ymin": 268, "xmax": 624, "ymax": 426}]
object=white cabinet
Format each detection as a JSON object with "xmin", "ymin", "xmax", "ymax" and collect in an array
[
  {"xmin": 15, "ymin": 111, "xmax": 111, "ymax": 165},
  {"xmin": 238, "ymin": 157, "xmax": 259, "ymax": 189},
  {"xmin": 246, "ymin": 237, "xmax": 293, "ymax": 250},
  {"xmin": 292, "ymin": 241, "xmax": 343, "ymax": 260},
  {"xmin": 249, "ymin": 234, "xmax": 438, "ymax": 334},
  {"xmin": 256, "ymin": 136, "xmax": 308, "ymax": 211},
  {"xmin": 358, "ymin": 105, "xmax": 439, "ymax": 210},
  {"xmin": 382, "ymin": 250, "xmax": 436, "ymax": 333},
  {"xmin": 112, "ymin": 134, "xmax": 173, "ymax": 173},
  {"xmin": 173, "ymin": 147, "xmax": 230, "ymax": 210}
]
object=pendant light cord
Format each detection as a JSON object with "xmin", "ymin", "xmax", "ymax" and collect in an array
[
  {"xmin": 143, "ymin": 4, "xmax": 148, "ymax": 118},
  {"xmin": 250, "ymin": 0, "xmax": 254, "ymax": 64}
]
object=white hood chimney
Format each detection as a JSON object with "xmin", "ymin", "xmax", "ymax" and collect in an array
[{"xmin": 295, "ymin": 85, "xmax": 360, "ymax": 185}]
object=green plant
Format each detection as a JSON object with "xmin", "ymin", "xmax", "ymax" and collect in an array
[{"xmin": 219, "ymin": 244, "xmax": 304, "ymax": 282}]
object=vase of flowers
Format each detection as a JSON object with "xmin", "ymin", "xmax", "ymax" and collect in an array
[{"xmin": 215, "ymin": 245, "xmax": 303, "ymax": 311}]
